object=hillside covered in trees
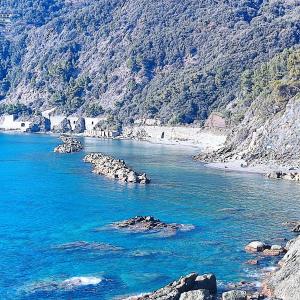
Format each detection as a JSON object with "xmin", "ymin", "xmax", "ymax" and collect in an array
[{"xmin": 0, "ymin": 0, "xmax": 300, "ymax": 125}]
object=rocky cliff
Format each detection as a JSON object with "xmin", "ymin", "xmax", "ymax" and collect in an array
[
  {"xmin": 262, "ymin": 235, "xmax": 300, "ymax": 300},
  {"xmin": 195, "ymin": 48, "xmax": 300, "ymax": 168}
]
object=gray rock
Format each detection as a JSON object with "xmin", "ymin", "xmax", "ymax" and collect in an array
[
  {"xmin": 262, "ymin": 235, "xmax": 300, "ymax": 300},
  {"xmin": 83, "ymin": 152, "xmax": 150, "ymax": 184},
  {"xmin": 222, "ymin": 290, "xmax": 247, "ymax": 300},
  {"xmin": 179, "ymin": 289, "xmax": 211, "ymax": 300},
  {"xmin": 26, "ymin": 115, "xmax": 51, "ymax": 132},
  {"xmin": 52, "ymin": 118, "xmax": 72, "ymax": 133},
  {"xmin": 245, "ymin": 241, "xmax": 267, "ymax": 252},
  {"xmin": 112, "ymin": 216, "xmax": 190, "ymax": 235},
  {"xmin": 123, "ymin": 273, "xmax": 217, "ymax": 300},
  {"xmin": 73, "ymin": 117, "xmax": 86, "ymax": 133},
  {"xmin": 54, "ymin": 136, "xmax": 83, "ymax": 153}
]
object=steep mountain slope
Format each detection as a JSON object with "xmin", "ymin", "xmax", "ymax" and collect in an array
[
  {"xmin": 196, "ymin": 48, "xmax": 300, "ymax": 166},
  {"xmin": 0, "ymin": 0, "xmax": 300, "ymax": 124}
]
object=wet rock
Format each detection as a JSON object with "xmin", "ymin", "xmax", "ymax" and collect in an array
[
  {"xmin": 263, "ymin": 245, "xmax": 286, "ymax": 256},
  {"xmin": 83, "ymin": 153, "xmax": 150, "ymax": 184},
  {"xmin": 262, "ymin": 236, "xmax": 300, "ymax": 300},
  {"xmin": 54, "ymin": 136, "xmax": 83, "ymax": 153},
  {"xmin": 292, "ymin": 222, "xmax": 300, "ymax": 233},
  {"xmin": 123, "ymin": 273, "xmax": 217, "ymax": 300},
  {"xmin": 222, "ymin": 290, "xmax": 247, "ymax": 300},
  {"xmin": 179, "ymin": 289, "xmax": 211, "ymax": 300},
  {"xmin": 112, "ymin": 216, "xmax": 191, "ymax": 235},
  {"xmin": 245, "ymin": 259, "xmax": 259, "ymax": 265},
  {"xmin": 245, "ymin": 241, "xmax": 267, "ymax": 252}
]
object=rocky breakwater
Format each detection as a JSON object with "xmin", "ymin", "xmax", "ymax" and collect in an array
[
  {"xmin": 266, "ymin": 171, "xmax": 300, "ymax": 182},
  {"xmin": 112, "ymin": 216, "xmax": 193, "ymax": 235},
  {"xmin": 123, "ymin": 272, "xmax": 217, "ymax": 300},
  {"xmin": 83, "ymin": 153, "xmax": 150, "ymax": 184},
  {"xmin": 261, "ymin": 235, "xmax": 300, "ymax": 300},
  {"xmin": 54, "ymin": 136, "xmax": 83, "ymax": 153}
]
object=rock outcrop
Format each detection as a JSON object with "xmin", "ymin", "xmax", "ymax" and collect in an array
[
  {"xmin": 26, "ymin": 115, "xmax": 51, "ymax": 132},
  {"xmin": 123, "ymin": 273, "xmax": 217, "ymax": 300},
  {"xmin": 54, "ymin": 136, "xmax": 83, "ymax": 153},
  {"xmin": 73, "ymin": 117, "xmax": 86, "ymax": 133},
  {"xmin": 262, "ymin": 236, "xmax": 300, "ymax": 300},
  {"xmin": 112, "ymin": 216, "xmax": 191, "ymax": 234},
  {"xmin": 83, "ymin": 153, "xmax": 150, "ymax": 184},
  {"xmin": 52, "ymin": 118, "xmax": 72, "ymax": 133}
]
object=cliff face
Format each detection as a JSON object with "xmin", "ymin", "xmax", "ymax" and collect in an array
[
  {"xmin": 0, "ymin": 0, "xmax": 300, "ymax": 124},
  {"xmin": 196, "ymin": 48, "xmax": 300, "ymax": 167},
  {"xmin": 262, "ymin": 236, "xmax": 300, "ymax": 300}
]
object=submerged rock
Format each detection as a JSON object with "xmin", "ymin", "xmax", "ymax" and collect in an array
[
  {"xmin": 54, "ymin": 136, "xmax": 83, "ymax": 153},
  {"xmin": 261, "ymin": 236, "xmax": 300, "ymax": 300},
  {"xmin": 83, "ymin": 153, "xmax": 150, "ymax": 184},
  {"xmin": 54, "ymin": 241, "xmax": 123, "ymax": 252},
  {"xmin": 123, "ymin": 273, "xmax": 217, "ymax": 300},
  {"xmin": 112, "ymin": 216, "xmax": 193, "ymax": 235}
]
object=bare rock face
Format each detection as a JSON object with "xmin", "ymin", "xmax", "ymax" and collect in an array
[
  {"xmin": 52, "ymin": 118, "xmax": 72, "ymax": 133},
  {"xmin": 112, "ymin": 216, "xmax": 192, "ymax": 235},
  {"xmin": 83, "ymin": 153, "xmax": 150, "ymax": 184},
  {"xmin": 262, "ymin": 236, "xmax": 300, "ymax": 300},
  {"xmin": 73, "ymin": 117, "xmax": 86, "ymax": 133},
  {"xmin": 26, "ymin": 115, "xmax": 51, "ymax": 132},
  {"xmin": 123, "ymin": 273, "xmax": 217, "ymax": 300},
  {"xmin": 54, "ymin": 136, "xmax": 83, "ymax": 153}
]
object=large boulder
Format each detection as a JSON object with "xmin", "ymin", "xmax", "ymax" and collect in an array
[
  {"xmin": 245, "ymin": 241, "xmax": 267, "ymax": 252},
  {"xmin": 179, "ymin": 289, "xmax": 211, "ymax": 300},
  {"xmin": 262, "ymin": 236, "xmax": 300, "ymax": 300},
  {"xmin": 123, "ymin": 273, "xmax": 217, "ymax": 300},
  {"xmin": 222, "ymin": 290, "xmax": 247, "ymax": 300}
]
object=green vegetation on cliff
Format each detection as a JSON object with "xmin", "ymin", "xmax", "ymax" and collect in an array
[{"xmin": 0, "ymin": 0, "xmax": 300, "ymax": 124}]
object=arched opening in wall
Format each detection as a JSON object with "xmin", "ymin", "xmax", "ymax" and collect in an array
[
  {"xmin": 73, "ymin": 121, "xmax": 76, "ymax": 124},
  {"xmin": 161, "ymin": 132, "xmax": 165, "ymax": 139},
  {"xmin": 21, "ymin": 123, "xmax": 25, "ymax": 127},
  {"xmin": 91, "ymin": 121, "xmax": 94, "ymax": 125}
]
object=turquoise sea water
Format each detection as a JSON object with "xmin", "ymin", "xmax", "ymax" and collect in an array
[{"xmin": 0, "ymin": 132, "xmax": 300, "ymax": 299}]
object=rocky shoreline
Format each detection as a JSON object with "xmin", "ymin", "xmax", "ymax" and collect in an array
[
  {"xmin": 53, "ymin": 136, "xmax": 83, "ymax": 153},
  {"xmin": 121, "ymin": 226, "xmax": 300, "ymax": 300},
  {"xmin": 83, "ymin": 153, "xmax": 150, "ymax": 184}
]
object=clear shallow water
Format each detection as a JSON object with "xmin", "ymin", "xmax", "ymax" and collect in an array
[{"xmin": 0, "ymin": 133, "xmax": 300, "ymax": 299}]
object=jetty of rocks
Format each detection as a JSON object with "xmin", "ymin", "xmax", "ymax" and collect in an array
[
  {"xmin": 266, "ymin": 171, "xmax": 300, "ymax": 182},
  {"xmin": 112, "ymin": 216, "xmax": 188, "ymax": 234},
  {"xmin": 83, "ymin": 153, "xmax": 150, "ymax": 184},
  {"xmin": 54, "ymin": 136, "xmax": 83, "ymax": 153}
]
